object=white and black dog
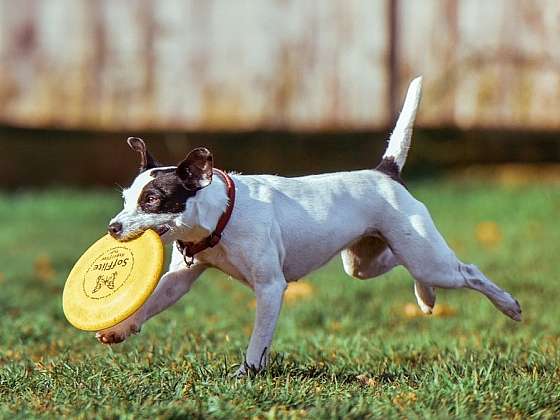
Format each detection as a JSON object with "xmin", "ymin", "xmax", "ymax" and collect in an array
[{"xmin": 98, "ymin": 77, "xmax": 521, "ymax": 375}]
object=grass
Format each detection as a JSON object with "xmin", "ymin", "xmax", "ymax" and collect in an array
[{"xmin": 0, "ymin": 180, "xmax": 559, "ymax": 418}]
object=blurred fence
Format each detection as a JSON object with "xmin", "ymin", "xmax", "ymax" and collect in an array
[{"xmin": 0, "ymin": 0, "xmax": 559, "ymax": 132}]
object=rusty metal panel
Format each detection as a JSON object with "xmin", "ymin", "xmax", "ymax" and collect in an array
[
  {"xmin": 398, "ymin": 0, "xmax": 560, "ymax": 130},
  {"xmin": 3, "ymin": 0, "xmax": 558, "ymax": 132},
  {"xmin": 0, "ymin": 0, "xmax": 389, "ymax": 131}
]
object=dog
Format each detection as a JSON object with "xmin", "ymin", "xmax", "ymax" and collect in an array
[{"xmin": 97, "ymin": 77, "xmax": 522, "ymax": 375}]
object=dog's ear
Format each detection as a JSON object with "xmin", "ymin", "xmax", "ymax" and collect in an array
[
  {"xmin": 176, "ymin": 147, "xmax": 213, "ymax": 190},
  {"xmin": 127, "ymin": 137, "xmax": 160, "ymax": 172}
]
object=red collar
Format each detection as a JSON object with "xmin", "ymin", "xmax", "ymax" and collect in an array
[{"xmin": 176, "ymin": 168, "xmax": 235, "ymax": 267}]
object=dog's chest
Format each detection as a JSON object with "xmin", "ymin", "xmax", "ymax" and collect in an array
[{"xmin": 195, "ymin": 246, "xmax": 253, "ymax": 288}]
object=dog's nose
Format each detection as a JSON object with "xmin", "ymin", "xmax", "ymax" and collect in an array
[{"xmin": 108, "ymin": 222, "xmax": 123, "ymax": 238}]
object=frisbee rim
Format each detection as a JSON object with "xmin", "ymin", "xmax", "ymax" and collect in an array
[{"xmin": 62, "ymin": 230, "xmax": 164, "ymax": 331}]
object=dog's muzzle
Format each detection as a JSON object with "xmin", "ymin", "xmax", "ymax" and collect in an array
[
  {"xmin": 108, "ymin": 222, "xmax": 123, "ymax": 239},
  {"xmin": 107, "ymin": 223, "xmax": 169, "ymax": 240}
]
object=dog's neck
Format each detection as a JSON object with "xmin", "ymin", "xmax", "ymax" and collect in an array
[{"xmin": 174, "ymin": 173, "xmax": 230, "ymax": 243}]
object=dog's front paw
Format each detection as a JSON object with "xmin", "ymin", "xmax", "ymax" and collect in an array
[
  {"xmin": 230, "ymin": 362, "xmax": 263, "ymax": 379},
  {"xmin": 230, "ymin": 366, "xmax": 248, "ymax": 379},
  {"xmin": 95, "ymin": 317, "xmax": 141, "ymax": 345}
]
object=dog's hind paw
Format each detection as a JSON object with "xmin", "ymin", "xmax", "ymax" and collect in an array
[
  {"xmin": 498, "ymin": 295, "xmax": 522, "ymax": 322},
  {"xmin": 414, "ymin": 282, "xmax": 436, "ymax": 314}
]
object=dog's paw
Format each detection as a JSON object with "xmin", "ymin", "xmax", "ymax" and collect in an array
[
  {"xmin": 230, "ymin": 362, "xmax": 263, "ymax": 379},
  {"xmin": 499, "ymin": 295, "xmax": 522, "ymax": 322},
  {"xmin": 230, "ymin": 366, "xmax": 248, "ymax": 379},
  {"xmin": 95, "ymin": 318, "xmax": 141, "ymax": 345},
  {"xmin": 414, "ymin": 282, "xmax": 436, "ymax": 314}
]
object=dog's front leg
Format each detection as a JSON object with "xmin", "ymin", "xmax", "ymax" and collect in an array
[
  {"xmin": 137, "ymin": 263, "xmax": 207, "ymax": 322},
  {"xmin": 237, "ymin": 279, "xmax": 286, "ymax": 376},
  {"xmin": 96, "ymin": 263, "xmax": 206, "ymax": 344}
]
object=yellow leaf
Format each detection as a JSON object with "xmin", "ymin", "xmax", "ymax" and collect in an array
[
  {"xmin": 403, "ymin": 303, "xmax": 457, "ymax": 318},
  {"xmin": 403, "ymin": 303, "xmax": 423, "ymax": 318},
  {"xmin": 432, "ymin": 304, "xmax": 457, "ymax": 317},
  {"xmin": 34, "ymin": 255, "xmax": 55, "ymax": 281},
  {"xmin": 284, "ymin": 281, "xmax": 314, "ymax": 304},
  {"xmin": 475, "ymin": 221, "xmax": 502, "ymax": 248}
]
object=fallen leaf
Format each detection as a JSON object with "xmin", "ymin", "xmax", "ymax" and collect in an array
[
  {"xmin": 284, "ymin": 281, "xmax": 314, "ymax": 304},
  {"xmin": 34, "ymin": 255, "xmax": 55, "ymax": 281},
  {"xmin": 432, "ymin": 303, "xmax": 457, "ymax": 317},
  {"xmin": 403, "ymin": 303, "xmax": 423, "ymax": 318},
  {"xmin": 403, "ymin": 303, "xmax": 457, "ymax": 318},
  {"xmin": 475, "ymin": 221, "xmax": 502, "ymax": 248}
]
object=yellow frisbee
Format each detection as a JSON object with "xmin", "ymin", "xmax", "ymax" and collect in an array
[{"xmin": 62, "ymin": 230, "xmax": 164, "ymax": 331}]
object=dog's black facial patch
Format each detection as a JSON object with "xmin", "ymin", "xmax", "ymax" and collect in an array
[
  {"xmin": 138, "ymin": 169, "xmax": 196, "ymax": 213},
  {"xmin": 375, "ymin": 157, "xmax": 407, "ymax": 188}
]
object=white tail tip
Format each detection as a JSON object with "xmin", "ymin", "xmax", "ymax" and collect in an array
[{"xmin": 382, "ymin": 76, "xmax": 423, "ymax": 171}]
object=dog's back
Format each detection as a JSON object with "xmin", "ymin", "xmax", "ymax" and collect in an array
[{"xmin": 226, "ymin": 77, "xmax": 424, "ymax": 280}]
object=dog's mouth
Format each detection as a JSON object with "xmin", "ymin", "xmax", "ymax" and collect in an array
[
  {"xmin": 111, "ymin": 224, "xmax": 171, "ymax": 242},
  {"xmin": 154, "ymin": 225, "xmax": 170, "ymax": 237}
]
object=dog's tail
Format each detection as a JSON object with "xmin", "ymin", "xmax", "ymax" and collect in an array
[{"xmin": 379, "ymin": 76, "xmax": 423, "ymax": 173}]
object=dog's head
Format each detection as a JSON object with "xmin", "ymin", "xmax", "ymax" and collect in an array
[{"xmin": 108, "ymin": 137, "xmax": 215, "ymax": 242}]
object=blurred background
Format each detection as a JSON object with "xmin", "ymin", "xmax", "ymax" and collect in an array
[
  {"xmin": 1, "ymin": 0, "xmax": 559, "ymax": 188},
  {"xmin": 1, "ymin": 2, "xmax": 560, "ymax": 416}
]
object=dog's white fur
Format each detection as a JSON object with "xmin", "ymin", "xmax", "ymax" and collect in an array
[{"xmin": 99, "ymin": 77, "xmax": 521, "ymax": 374}]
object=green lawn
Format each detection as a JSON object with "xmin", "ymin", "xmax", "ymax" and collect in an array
[{"xmin": 0, "ymin": 181, "xmax": 559, "ymax": 418}]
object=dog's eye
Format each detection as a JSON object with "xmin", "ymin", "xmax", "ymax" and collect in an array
[{"xmin": 146, "ymin": 195, "xmax": 160, "ymax": 204}]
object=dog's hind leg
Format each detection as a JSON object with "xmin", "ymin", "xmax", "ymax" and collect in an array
[
  {"xmin": 383, "ymin": 198, "xmax": 522, "ymax": 321},
  {"xmin": 341, "ymin": 236, "xmax": 399, "ymax": 280},
  {"xmin": 342, "ymin": 235, "xmax": 436, "ymax": 313}
]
